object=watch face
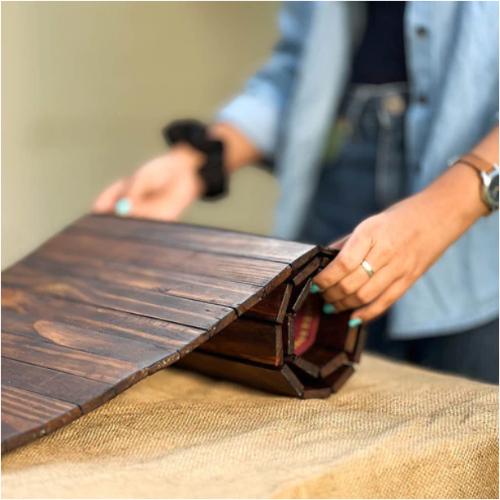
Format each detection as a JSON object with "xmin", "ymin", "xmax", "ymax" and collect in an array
[{"xmin": 487, "ymin": 173, "xmax": 499, "ymax": 208}]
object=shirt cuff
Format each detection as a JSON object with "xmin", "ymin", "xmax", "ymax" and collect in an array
[{"xmin": 216, "ymin": 94, "xmax": 280, "ymax": 158}]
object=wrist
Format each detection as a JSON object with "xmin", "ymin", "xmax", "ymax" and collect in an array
[
  {"xmin": 447, "ymin": 162, "xmax": 491, "ymax": 220},
  {"xmin": 416, "ymin": 162, "xmax": 489, "ymax": 236},
  {"xmin": 169, "ymin": 144, "xmax": 205, "ymax": 172}
]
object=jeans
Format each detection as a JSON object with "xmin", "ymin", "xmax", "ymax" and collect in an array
[{"xmin": 298, "ymin": 83, "xmax": 499, "ymax": 384}]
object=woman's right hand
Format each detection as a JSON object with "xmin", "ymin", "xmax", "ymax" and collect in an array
[{"xmin": 93, "ymin": 145, "xmax": 205, "ymax": 221}]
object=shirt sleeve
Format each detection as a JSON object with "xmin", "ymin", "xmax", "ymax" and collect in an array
[{"xmin": 215, "ymin": 2, "xmax": 314, "ymax": 158}]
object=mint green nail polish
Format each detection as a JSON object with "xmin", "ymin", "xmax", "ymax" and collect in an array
[
  {"xmin": 310, "ymin": 284, "xmax": 320, "ymax": 294},
  {"xmin": 115, "ymin": 198, "xmax": 131, "ymax": 216},
  {"xmin": 323, "ymin": 303, "xmax": 335, "ymax": 315},
  {"xmin": 348, "ymin": 318, "xmax": 363, "ymax": 328}
]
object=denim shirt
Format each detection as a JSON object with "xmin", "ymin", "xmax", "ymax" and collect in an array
[{"xmin": 218, "ymin": 1, "xmax": 499, "ymax": 338}]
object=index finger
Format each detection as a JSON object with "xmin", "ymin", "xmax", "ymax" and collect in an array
[
  {"xmin": 93, "ymin": 179, "xmax": 127, "ymax": 213},
  {"xmin": 313, "ymin": 231, "xmax": 373, "ymax": 290}
]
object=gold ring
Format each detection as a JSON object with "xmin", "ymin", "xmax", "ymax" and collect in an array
[{"xmin": 361, "ymin": 260, "xmax": 375, "ymax": 278}]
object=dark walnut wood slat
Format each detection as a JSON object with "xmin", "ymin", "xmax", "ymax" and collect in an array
[
  {"xmin": 299, "ymin": 348, "xmax": 348, "ymax": 379},
  {"xmin": 291, "ymin": 277, "xmax": 314, "ymax": 313},
  {"xmin": 37, "ymin": 231, "xmax": 292, "ymax": 290},
  {"xmin": 176, "ymin": 351, "xmax": 305, "ymax": 398},
  {"xmin": 2, "ymin": 357, "xmax": 115, "ymax": 414},
  {"xmin": 324, "ymin": 365, "xmax": 355, "ymax": 393},
  {"xmin": 71, "ymin": 215, "xmax": 318, "ymax": 270},
  {"xmin": 1, "ymin": 215, "xmax": 366, "ymax": 454},
  {"xmin": 2, "ymin": 332, "xmax": 144, "ymax": 391},
  {"xmin": 282, "ymin": 315, "xmax": 295, "ymax": 355},
  {"xmin": 3, "ymin": 268, "xmax": 236, "ymax": 333},
  {"xmin": 200, "ymin": 319, "xmax": 283, "ymax": 367},
  {"xmin": 2, "ymin": 385, "xmax": 81, "ymax": 452},
  {"xmin": 177, "ymin": 351, "xmax": 332, "ymax": 400},
  {"xmin": 315, "ymin": 310, "xmax": 360, "ymax": 352},
  {"xmin": 2, "ymin": 287, "xmax": 206, "ymax": 355},
  {"xmin": 291, "ymin": 258, "xmax": 321, "ymax": 286},
  {"xmin": 349, "ymin": 326, "xmax": 368, "ymax": 363},
  {"xmin": 243, "ymin": 283, "xmax": 292, "ymax": 324},
  {"xmin": 14, "ymin": 256, "xmax": 264, "ymax": 314},
  {"xmin": 2, "ymin": 309, "xmax": 174, "ymax": 370}
]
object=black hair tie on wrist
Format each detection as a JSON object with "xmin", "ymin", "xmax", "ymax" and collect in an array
[{"xmin": 163, "ymin": 119, "xmax": 227, "ymax": 199}]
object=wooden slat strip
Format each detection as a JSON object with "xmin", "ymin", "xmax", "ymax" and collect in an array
[
  {"xmin": 314, "ymin": 311, "xmax": 354, "ymax": 352},
  {"xmin": 2, "ymin": 287, "xmax": 207, "ymax": 355},
  {"xmin": 200, "ymin": 319, "xmax": 283, "ymax": 367},
  {"xmin": 288, "ymin": 355, "xmax": 320, "ymax": 378},
  {"xmin": 3, "ymin": 272, "xmax": 236, "ymax": 333},
  {"xmin": 2, "ymin": 385, "xmax": 81, "ymax": 452},
  {"xmin": 2, "ymin": 309, "xmax": 176, "ymax": 371},
  {"xmin": 302, "ymin": 386, "xmax": 332, "ymax": 399},
  {"xmin": 324, "ymin": 365, "xmax": 355, "ymax": 393},
  {"xmin": 37, "ymin": 231, "xmax": 291, "ymax": 290},
  {"xmin": 243, "ymin": 283, "xmax": 292, "ymax": 324},
  {"xmin": 2, "ymin": 357, "xmax": 115, "ymax": 414},
  {"xmin": 301, "ymin": 347, "xmax": 348, "ymax": 379},
  {"xmin": 291, "ymin": 278, "xmax": 313, "ymax": 313},
  {"xmin": 70, "ymin": 215, "xmax": 318, "ymax": 270},
  {"xmin": 349, "ymin": 326, "xmax": 368, "ymax": 363},
  {"xmin": 344, "ymin": 325, "xmax": 360, "ymax": 353},
  {"xmin": 283, "ymin": 315, "xmax": 295, "ymax": 355},
  {"xmin": 176, "ymin": 351, "xmax": 304, "ymax": 397},
  {"xmin": 291, "ymin": 258, "xmax": 321, "ymax": 286},
  {"xmin": 2, "ymin": 332, "xmax": 144, "ymax": 392},
  {"xmin": 13, "ymin": 256, "xmax": 264, "ymax": 315}
]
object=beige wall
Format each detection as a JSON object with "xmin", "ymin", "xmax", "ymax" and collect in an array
[{"xmin": 2, "ymin": 1, "xmax": 280, "ymax": 269}]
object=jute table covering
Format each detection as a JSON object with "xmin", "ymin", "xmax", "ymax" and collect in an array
[{"xmin": 2, "ymin": 355, "xmax": 498, "ymax": 499}]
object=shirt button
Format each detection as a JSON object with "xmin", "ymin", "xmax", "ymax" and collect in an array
[
  {"xmin": 416, "ymin": 26, "xmax": 428, "ymax": 37},
  {"xmin": 418, "ymin": 95, "xmax": 428, "ymax": 104}
]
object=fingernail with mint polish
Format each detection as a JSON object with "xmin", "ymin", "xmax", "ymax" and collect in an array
[
  {"xmin": 323, "ymin": 303, "xmax": 335, "ymax": 315},
  {"xmin": 115, "ymin": 198, "xmax": 132, "ymax": 216},
  {"xmin": 348, "ymin": 318, "xmax": 363, "ymax": 328},
  {"xmin": 310, "ymin": 284, "xmax": 321, "ymax": 294}
]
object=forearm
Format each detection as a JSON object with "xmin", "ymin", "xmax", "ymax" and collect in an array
[{"xmin": 405, "ymin": 125, "xmax": 499, "ymax": 241}]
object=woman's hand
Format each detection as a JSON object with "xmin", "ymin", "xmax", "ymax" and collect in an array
[
  {"xmin": 313, "ymin": 162, "xmax": 489, "ymax": 327},
  {"xmin": 93, "ymin": 145, "xmax": 205, "ymax": 220}
]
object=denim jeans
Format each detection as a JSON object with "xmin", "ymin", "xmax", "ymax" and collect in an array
[
  {"xmin": 298, "ymin": 83, "xmax": 499, "ymax": 384},
  {"xmin": 299, "ymin": 83, "xmax": 408, "ymax": 245}
]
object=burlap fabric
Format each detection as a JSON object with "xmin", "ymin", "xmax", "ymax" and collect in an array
[{"xmin": 2, "ymin": 355, "xmax": 498, "ymax": 499}]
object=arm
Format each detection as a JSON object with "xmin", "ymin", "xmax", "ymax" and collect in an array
[
  {"xmin": 313, "ymin": 125, "xmax": 499, "ymax": 326},
  {"xmin": 93, "ymin": 2, "xmax": 313, "ymax": 218}
]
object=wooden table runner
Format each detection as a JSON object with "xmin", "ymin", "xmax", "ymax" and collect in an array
[{"xmin": 1, "ymin": 215, "xmax": 366, "ymax": 453}]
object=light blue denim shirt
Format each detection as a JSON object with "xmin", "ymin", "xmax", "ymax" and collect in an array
[{"xmin": 217, "ymin": 1, "xmax": 499, "ymax": 339}]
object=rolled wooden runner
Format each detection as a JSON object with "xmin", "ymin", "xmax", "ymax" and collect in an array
[{"xmin": 1, "ymin": 215, "xmax": 367, "ymax": 453}]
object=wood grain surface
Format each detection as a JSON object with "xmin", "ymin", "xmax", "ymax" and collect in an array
[{"xmin": 1, "ymin": 214, "xmax": 365, "ymax": 454}]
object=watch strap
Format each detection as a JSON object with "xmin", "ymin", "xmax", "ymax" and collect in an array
[{"xmin": 459, "ymin": 153, "xmax": 495, "ymax": 174}]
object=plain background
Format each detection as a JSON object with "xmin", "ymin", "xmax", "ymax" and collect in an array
[{"xmin": 2, "ymin": 2, "xmax": 280, "ymax": 269}]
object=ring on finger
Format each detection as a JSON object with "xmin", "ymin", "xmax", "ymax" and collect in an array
[{"xmin": 361, "ymin": 260, "xmax": 375, "ymax": 278}]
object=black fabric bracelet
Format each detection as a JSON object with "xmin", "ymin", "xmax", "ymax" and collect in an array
[{"xmin": 163, "ymin": 119, "xmax": 227, "ymax": 199}]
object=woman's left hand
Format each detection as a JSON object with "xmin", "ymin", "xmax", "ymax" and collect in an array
[{"xmin": 312, "ymin": 163, "xmax": 488, "ymax": 326}]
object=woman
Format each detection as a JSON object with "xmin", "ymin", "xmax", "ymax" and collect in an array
[{"xmin": 94, "ymin": 2, "xmax": 499, "ymax": 383}]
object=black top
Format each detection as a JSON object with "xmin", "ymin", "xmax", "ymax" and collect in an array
[{"xmin": 351, "ymin": 1, "xmax": 407, "ymax": 84}]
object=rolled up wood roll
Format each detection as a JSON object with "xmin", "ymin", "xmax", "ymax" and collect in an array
[{"xmin": 1, "ymin": 215, "xmax": 366, "ymax": 453}]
